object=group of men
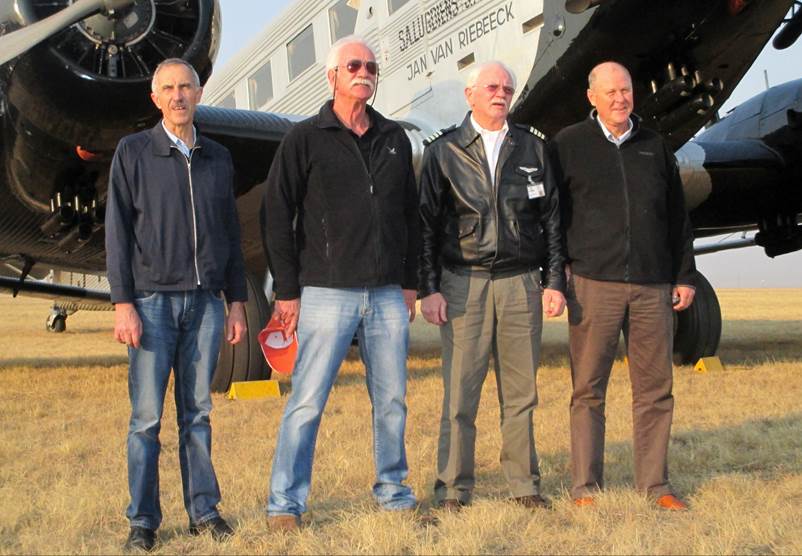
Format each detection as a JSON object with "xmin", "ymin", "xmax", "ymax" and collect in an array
[{"xmin": 105, "ymin": 34, "xmax": 696, "ymax": 552}]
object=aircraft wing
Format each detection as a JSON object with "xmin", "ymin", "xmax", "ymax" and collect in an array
[
  {"xmin": 194, "ymin": 106, "xmax": 303, "ymax": 196},
  {"xmin": 191, "ymin": 106, "xmax": 306, "ymax": 272}
]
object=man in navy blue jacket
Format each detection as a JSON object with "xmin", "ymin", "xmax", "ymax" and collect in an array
[{"xmin": 105, "ymin": 58, "xmax": 247, "ymax": 552}]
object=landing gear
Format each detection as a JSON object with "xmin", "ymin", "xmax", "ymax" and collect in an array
[
  {"xmin": 210, "ymin": 272, "xmax": 273, "ymax": 393},
  {"xmin": 673, "ymin": 271, "xmax": 722, "ymax": 365},
  {"xmin": 45, "ymin": 307, "xmax": 68, "ymax": 333}
]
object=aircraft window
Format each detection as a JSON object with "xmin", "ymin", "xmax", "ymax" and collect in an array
[
  {"xmin": 248, "ymin": 62, "xmax": 274, "ymax": 110},
  {"xmin": 388, "ymin": 0, "xmax": 411, "ymax": 16},
  {"xmin": 218, "ymin": 93, "xmax": 236, "ymax": 109},
  {"xmin": 522, "ymin": 15, "xmax": 544, "ymax": 34},
  {"xmin": 288, "ymin": 24, "xmax": 316, "ymax": 81},
  {"xmin": 457, "ymin": 53, "xmax": 475, "ymax": 71},
  {"xmin": 329, "ymin": 0, "xmax": 358, "ymax": 42}
]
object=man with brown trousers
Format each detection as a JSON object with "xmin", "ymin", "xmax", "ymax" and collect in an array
[{"xmin": 550, "ymin": 61, "xmax": 696, "ymax": 510}]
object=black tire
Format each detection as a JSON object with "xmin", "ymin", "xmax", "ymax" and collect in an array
[
  {"xmin": 673, "ymin": 271, "xmax": 722, "ymax": 365},
  {"xmin": 46, "ymin": 314, "xmax": 66, "ymax": 333},
  {"xmin": 211, "ymin": 272, "xmax": 272, "ymax": 393}
]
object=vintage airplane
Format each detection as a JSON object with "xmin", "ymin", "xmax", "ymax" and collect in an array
[{"xmin": 0, "ymin": 0, "xmax": 800, "ymax": 392}]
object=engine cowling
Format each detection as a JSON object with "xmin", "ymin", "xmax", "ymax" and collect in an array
[
  {"xmin": 7, "ymin": 0, "xmax": 219, "ymax": 150},
  {"xmin": 3, "ymin": 0, "xmax": 220, "ymax": 220}
]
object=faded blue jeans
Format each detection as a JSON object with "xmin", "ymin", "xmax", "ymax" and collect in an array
[
  {"xmin": 126, "ymin": 289, "xmax": 225, "ymax": 531},
  {"xmin": 267, "ymin": 286, "xmax": 417, "ymax": 516}
]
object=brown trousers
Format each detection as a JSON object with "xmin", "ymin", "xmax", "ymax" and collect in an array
[
  {"xmin": 567, "ymin": 274, "xmax": 674, "ymax": 499},
  {"xmin": 434, "ymin": 268, "xmax": 544, "ymax": 504}
]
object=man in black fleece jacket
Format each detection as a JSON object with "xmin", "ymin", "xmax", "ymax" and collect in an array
[
  {"xmin": 261, "ymin": 36, "xmax": 420, "ymax": 529},
  {"xmin": 550, "ymin": 61, "xmax": 696, "ymax": 511}
]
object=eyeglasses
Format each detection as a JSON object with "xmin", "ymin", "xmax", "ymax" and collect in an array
[
  {"xmin": 339, "ymin": 59, "xmax": 379, "ymax": 75},
  {"xmin": 474, "ymin": 83, "xmax": 515, "ymax": 96}
]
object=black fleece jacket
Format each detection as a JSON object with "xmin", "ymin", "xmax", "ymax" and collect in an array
[
  {"xmin": 550, "ymin": 114, "xmax": 696, "ymax": 286},
  {"xmin": 261, "ymin": 101, "xmax": 420, "ymax": 300}
]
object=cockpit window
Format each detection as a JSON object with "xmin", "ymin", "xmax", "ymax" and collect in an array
[
  {"xmin": 329, "ymin": 0, "xmax": 359, "ymax": 42},
  {"xmin": 248, "ymin": 62, "xmax": 274, "ymax": 110},
  {"xmin": 388, "ymin": 0, "xmax": 411, "ymax": 16},
  {"xmin": 288, "ymin": 24, "xmax": 316, "ymax": 81}
]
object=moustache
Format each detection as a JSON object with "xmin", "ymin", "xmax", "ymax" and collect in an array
[{"xmin": 351, "ymin": 78, "xmax": 375, "ymax": 92}]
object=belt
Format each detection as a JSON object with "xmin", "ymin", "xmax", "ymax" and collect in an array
[{"xmin": 445, "ymin": 265, "xmax": 540, "ymax": 280}]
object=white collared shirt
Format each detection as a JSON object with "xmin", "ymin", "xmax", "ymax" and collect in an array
[
  {"xmin": 471, "ymin": 115, "xmax": 509, "ymax": 186},
  {"xmin": 597, "ymin": 116, "xmax": 633, "ymax": 147},
  {"xmin": 162, "ymin": 120, "xmax": 196, "ymax": 159}
]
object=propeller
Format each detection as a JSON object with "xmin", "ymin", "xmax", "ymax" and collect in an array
[{"xmin": 0, "ymin": 0, "xmax": 134, "ymax": 66}]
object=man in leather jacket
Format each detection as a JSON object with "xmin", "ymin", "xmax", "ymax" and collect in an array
[{"xmin": 418, "ymin": 61, "xmax": 566, "ymax": 510}]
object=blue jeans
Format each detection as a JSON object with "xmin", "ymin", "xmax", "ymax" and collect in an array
[
  {"xmin": 267, "ymin": 286, "xmax": 416, "ymax": 516},
  {"xmin": 126, "ymin": 289, "xmax": 225, "ymax": 530}
]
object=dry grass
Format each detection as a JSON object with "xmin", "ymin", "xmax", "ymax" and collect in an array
[{"xmin": 1, "ymin": 290, "xmax": 801, "ymax": 555}]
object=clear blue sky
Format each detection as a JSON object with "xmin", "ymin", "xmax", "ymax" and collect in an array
[{"xmin": 214, "ymin": 1, "xmax": 802, "ymax": 287}]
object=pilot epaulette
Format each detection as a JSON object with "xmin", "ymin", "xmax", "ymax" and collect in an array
[
  {"xmin": 515, "ymin": 123, "xmax": 547, "ymax": 141},
  {"xmin": 423, "ymin": 124, "xmax": 457, "ymax": 146}
]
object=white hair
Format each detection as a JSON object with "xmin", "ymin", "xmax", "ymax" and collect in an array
[
  {"xmin": 325, "ymin": 35, "xmax": 375, "ymax": 71},
  {"xmin": 151, "ymin": 58, "xmax": 200, "ymax": 93},
  {"xmin": 466, "ymin": 61, "xmax": 517, "ymax": 90}
]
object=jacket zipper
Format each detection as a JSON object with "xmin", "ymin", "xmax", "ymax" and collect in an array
[
  {"xmin": 349, "ymin": 135, "xmax": 381, "ymax": 276},
  {"xmin": 175, "ymin": 146, "xmax": 202, "ymax": 287},
  {"xmin": 489, "ymin": 135, "xmax": 512, "ymax": 269},
  {"xmin": 614, "ymin": 144, "xmax": 631, "ymax": 282}
]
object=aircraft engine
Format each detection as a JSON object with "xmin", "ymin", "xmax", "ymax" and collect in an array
[{"xmin": 3, "ymin": 0, "xmax": 220, "ymax": 230}]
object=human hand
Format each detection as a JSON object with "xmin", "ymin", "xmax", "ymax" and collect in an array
[
  {"xmin": 672, "ymin": 285, "xmax": 695, "ymax": 311},
  {"xmin": 273, "ymin": 298, "xmax": 300, "ymax": 338},
  {"xmin": 226, "ymin": 301, "xmax": 247, "ymax": 344},
  {"xmin": 402, "ymin": 289, "xmax": 417, "ymax": 322},
  {"xmin": 421, "ymin": 293, "xmax": 448, "ymax": 326},
  {"xmin": 543, "ymin": 288, "xmax": 566, "ymax": 318},
  {"xmin": 114, "ymin": 303, "xmax": 142, "ymax": 348}
]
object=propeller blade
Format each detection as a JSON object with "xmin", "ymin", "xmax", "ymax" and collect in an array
[{"xmin": 0, "ymin": 0, "xmax": 134, "ymax": 66}]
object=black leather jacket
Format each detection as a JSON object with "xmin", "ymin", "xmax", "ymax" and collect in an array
[{"xmin": 418, "ymin": 113, "xmax": 566, "ymax": 296}]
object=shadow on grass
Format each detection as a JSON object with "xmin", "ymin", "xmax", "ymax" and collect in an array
[
  {"xmin": 334, "ymin": 341, "xmax": 572, "ymax": 388},
  {"xmin": 404, "ymin": 412, "xmax": 802, "ymax": 506},
  {"xmin": 528, "ymin": 412, "xmax": 802, "ymax": 499},
  {"xmin": 717, "ymin": 319, "xmax": 802, "ymax": 365},
  {"xmin": 0, "ymin": 354, "xmax": 128, "ymax": 369}
]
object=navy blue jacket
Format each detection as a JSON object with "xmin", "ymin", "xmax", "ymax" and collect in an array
[{"xmin": 105, "ymin": 123, "xmax": 247, "ymax": 304}]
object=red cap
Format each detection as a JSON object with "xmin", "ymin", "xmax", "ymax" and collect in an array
[{"xmin": 258, "ymin": 315, "xmax": 298, "ymax": 374}]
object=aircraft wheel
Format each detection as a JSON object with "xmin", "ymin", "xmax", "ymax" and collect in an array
[
  {"xmin": 211, "ymin": 272, "xmax": 272, "ymax": 393},
  {"xmin": 673, "ymin": 271, "xmax": 722, "ymax": 365},
  {"xmin": 46, "ymin": 310, "xmax": 67, "ymax": 333}
]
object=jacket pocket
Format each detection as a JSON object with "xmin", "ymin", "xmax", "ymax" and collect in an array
[
  {"xmin": 515, "ymin": 216, "xmax": 544, "ymax": 262},
  {"xmin": 457, "ymin": 218, "xmax": 479, "ymax": 261}
]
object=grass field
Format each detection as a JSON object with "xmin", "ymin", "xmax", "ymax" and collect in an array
[{"xmin": 1, "ymin": 290, "xmax": 801, "ymax": 555}]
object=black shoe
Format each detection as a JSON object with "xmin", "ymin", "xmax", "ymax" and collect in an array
[
  {"xmin": 189, "ymin": 516, "xmax": 234, "ymax": 541},
  {"xmin": 123, "ymin": 527, "xmax": 156, "ymax": 552}
]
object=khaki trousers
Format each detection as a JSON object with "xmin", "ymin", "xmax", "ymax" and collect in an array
[
  {"xmin": 434, "ymin": 268, "xmax": 544, "ymax": 504},
  {"xmin": 567, "ymin": 274, "xmax": 674, "ymax": 499}
]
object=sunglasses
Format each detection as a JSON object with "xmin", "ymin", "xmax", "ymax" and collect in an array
[
  {"xmin": 339, "ymin": 59, "xmax": 379, "ymax": 75},
  {"xmin": 476, "ymin": 83, "xmax": 515, "ymax": 96}
]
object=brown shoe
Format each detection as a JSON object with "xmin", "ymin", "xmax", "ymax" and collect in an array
[
  {"xmin": 574, "ymin": 496, "xmax": 595, "ymax": 507},
  {"xmin": 436, "ymin": 499, "xmax": 464, "ymax": 512},
  {"xmin": 511, "ymin": 494, "xmax": 552, "ymax": 509},
  {"xmin": 656, "ymin": 494, "xmax": 688, "ymax": 511},
  {"xmin": 267, "ymin": 514, "xmax": 301, "ymax": 532}
]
